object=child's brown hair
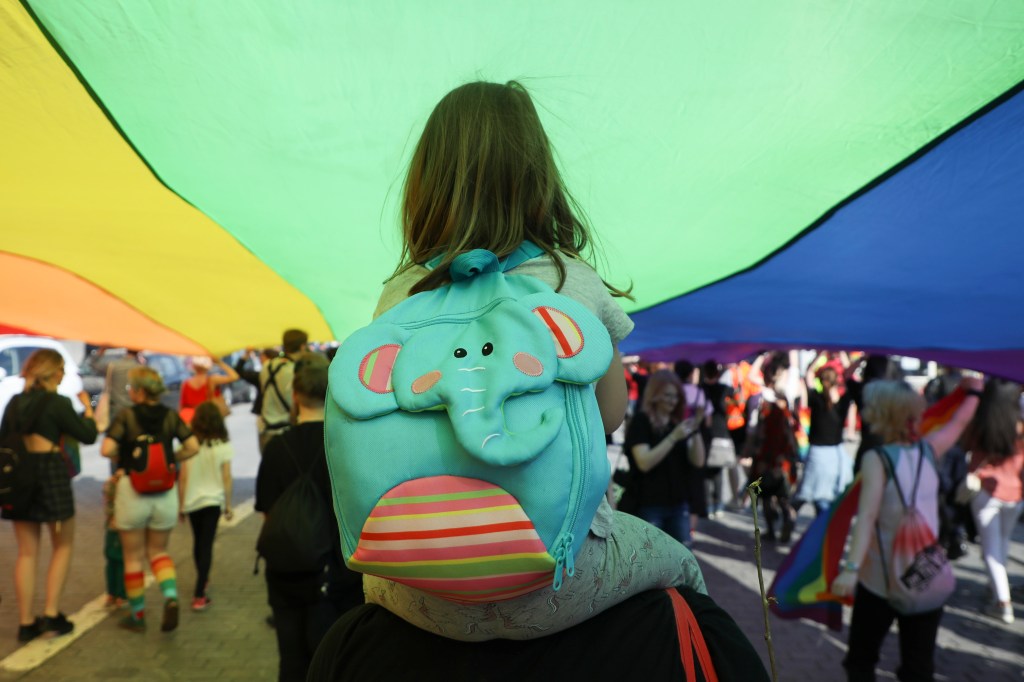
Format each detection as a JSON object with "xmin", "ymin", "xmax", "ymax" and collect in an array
[
  {"xmin": 190, "ymin": 401, "xmax": 229, "ymax": 444},
  {"xmin": 395, "ymin": 80, "xmax": 630, "ymax": 299}
]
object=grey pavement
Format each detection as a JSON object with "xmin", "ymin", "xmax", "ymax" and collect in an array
[
  {"xmin": 690, "ymin": 504, "xmax": 1024, "ymax": 681},
  {"xmin": 0, "ymin": 411, "xmax": 1021, "ymax": 680}
]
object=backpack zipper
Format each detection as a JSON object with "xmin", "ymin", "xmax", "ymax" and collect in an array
[{"xmin": 552, "ymin": 384, "xmax": 590, "ymax": 591}]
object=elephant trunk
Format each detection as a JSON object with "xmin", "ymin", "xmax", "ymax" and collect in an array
[{"xmin": 451, "ymin": 405, "xmax": 563, "ymax": 466}]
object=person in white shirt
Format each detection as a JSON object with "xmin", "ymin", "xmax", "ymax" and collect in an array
[{"xmin": 178, "ymin": 401, "xmax": 234, "ymax": 611}]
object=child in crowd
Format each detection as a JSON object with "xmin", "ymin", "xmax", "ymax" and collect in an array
[
  {"xmin": 102, "ymin": 476, "xmax": 126, "ymax": 608},
  {"xmin": 179, "ymin": 401, "xmax": 234, "ymax": 611},
  {"xmin": 362, "ymin": 80, "xmax": 705, "ymax": 641}
]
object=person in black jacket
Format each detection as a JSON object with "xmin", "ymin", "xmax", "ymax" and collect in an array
[
  {"xmin": 1, "ymin": 349, "xmax": 98, "ymax": 641},
  {"xmin": 307, "ymin": 586, "xmax": 769, "ymax": 682},
  {"xmin": 256, "ymin": 354, "xmax": 362, "ymax": 682}
]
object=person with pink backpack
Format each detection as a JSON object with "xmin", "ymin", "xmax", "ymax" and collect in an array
[{"xmin": 831, "ymin": 377, "xmax": 982, "ymax": 681}]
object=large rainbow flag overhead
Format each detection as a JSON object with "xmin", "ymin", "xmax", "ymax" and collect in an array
[
  {"xmin": 2, "ymin": 2, "xmax": 1024, "ymax": 366},
  {"xmin": 768, "ymin": 387, "xmax": 968, "ymax": 630}
]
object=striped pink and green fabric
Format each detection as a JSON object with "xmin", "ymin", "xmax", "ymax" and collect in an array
[{"xmin": 348, "ymin": 476, "xmax": 556, "ymax": 602}]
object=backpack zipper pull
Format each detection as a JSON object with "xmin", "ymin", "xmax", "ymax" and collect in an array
[{"xmin": 551, "ymin": 532, "xmax": 575, "ymax": 591}]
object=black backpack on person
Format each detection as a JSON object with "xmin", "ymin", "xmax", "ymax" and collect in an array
[
  {"xmin": 0, "ymin": 393, "xmax": 56, "ymax": 514},
  {"xmin": 256, "ymin": 433, "xmax": 333, "ymax": 573}
]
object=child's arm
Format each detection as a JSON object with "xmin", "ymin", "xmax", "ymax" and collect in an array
[
  {"xmin": 221, "ymin": 459, "xmax": 234, "ymax": 521},
  {"xmin": 595, "ymin": 347, "xmax": 628, "ymax": 434},
  {"xmin": 178, "ymin": 457, "xmax": 191, "ymax": 520},
  {"xmin": 210, "ymin": 357, "xmax": 241, "ymax": 387},
  {"xmin": 100, "ymin": 437, "xmax": 119, "ymax": 460}
]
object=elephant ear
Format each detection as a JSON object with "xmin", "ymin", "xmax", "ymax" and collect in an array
[
  {"xmin": 521, "ymin": 293, "xmax": 613, "ymax": 385},
  {"xmin": 329, "ymin": 323, "xmax": 409, "ymax": 419}
]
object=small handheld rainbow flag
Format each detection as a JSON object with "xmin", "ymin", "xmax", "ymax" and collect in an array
[{"xmin": 767, "ymin": 387, "xmax": 967, "ymax": 630}]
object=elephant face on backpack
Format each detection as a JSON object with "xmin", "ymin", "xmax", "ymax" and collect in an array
[{"xmin": 326, "ymin": 245, "xmax": 613, "ymax": 603}]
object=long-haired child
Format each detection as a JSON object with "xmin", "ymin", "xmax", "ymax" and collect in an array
[
  {"xmin": 362, "ymin": 80, "xmax": 706, "ymax": 640},
  {"xmin": 178, "ymin": 400, "xmax": 234, "ymax": 611}
]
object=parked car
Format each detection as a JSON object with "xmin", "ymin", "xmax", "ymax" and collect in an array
[
  {"xmin": 144, "ymin": 353, "xmax": 192, "ymax": 411},
  {"xmin": 81, "ymin": 349, "xmax": 251, "ymax": 412},
  {"xmin": 0, "ymin": 335, "xmax": 86, "ymax": 419},
  {"xmin": 79, "ymin": 349, "xmax": 191, "ymax": 412}
]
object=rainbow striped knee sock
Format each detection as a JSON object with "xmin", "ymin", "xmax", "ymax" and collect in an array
[
  {"xmin": 150, "ymin": 554, "xmax": 178, "ymax": 601},
  {"xmin": 124, "ymin": 570, "xmax": 146, "ymax": 620}
]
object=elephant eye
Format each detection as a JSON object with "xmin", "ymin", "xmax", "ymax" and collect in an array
[
  {"xmin": 481, "ymin": 342, "xmax": 494, "ymax": 356},
  {"xmin": 454, "ymin": 348, "xmax": 467, "ymax": 358}
]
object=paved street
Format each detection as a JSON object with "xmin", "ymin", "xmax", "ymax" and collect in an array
[{"xmin": 0, "ymin": 410, "xmax": 1021, "ymax": 680}]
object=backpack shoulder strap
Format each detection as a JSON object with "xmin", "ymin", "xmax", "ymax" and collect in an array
[
  {"xmin": 500, "ymin": 240, "xmax": 544, "ymax": 272},
  {"xmin": 667, "ymin": 589, "xmax": 719, "ymax": 682},
  {"xmin": 263, "ymin": 357, "xmax": 293, "ymax": 410},
  {"xmin": 423, "ymin": 240, "xmax": 544, "ymax": 273},
  {"xmin": 907, "ymin": 441, "xmax": 928, "ymax": 507},
  {"xmin": 874, "ymin": 445, "xmax": 909, "ymax": 509}
]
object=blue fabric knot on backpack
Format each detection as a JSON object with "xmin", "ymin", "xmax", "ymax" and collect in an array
[{"xmin": 450, "ymin": 249, "xmax": 500, "ymax": 281}]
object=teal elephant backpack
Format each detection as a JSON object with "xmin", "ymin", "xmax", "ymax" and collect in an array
[{"xmin": 325, "ymin": 242, "xmax": 613, "ymax": 603}]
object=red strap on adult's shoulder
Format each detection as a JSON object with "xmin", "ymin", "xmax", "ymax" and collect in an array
[{"xmin": 667, "ymin": 589, "xmax": 718, "ymax": 682}]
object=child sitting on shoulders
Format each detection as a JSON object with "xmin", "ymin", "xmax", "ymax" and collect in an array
[{"xmin": 362, "ymin": 80, "xmax": 705, "ymax": 641}]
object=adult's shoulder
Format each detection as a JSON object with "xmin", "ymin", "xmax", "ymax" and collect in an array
[{"xmin": 374, "ymin": 267, "xmax": 427, "ymax": 319}]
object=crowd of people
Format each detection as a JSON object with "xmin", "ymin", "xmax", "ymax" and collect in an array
[
  {"xmin": 620, "ymin": 351, "xmax": 1023, "ymax": 679},
  {"xmin": 1, "ymin": 79, "xmax": 1021, "ymax": 682}
]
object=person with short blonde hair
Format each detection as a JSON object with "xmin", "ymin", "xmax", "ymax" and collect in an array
[
  {"xmin": 861, "ymin": 380, "xmax": 927, "ymax": 444},
  {"xmin": 831, "ymin": 377, "xmax": 982, "ymax": 680},
  {"xmin": 1, "ymin": 349, "xmax": 98, "ymax": 641}
]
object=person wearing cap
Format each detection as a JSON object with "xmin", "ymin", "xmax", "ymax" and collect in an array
[{"xmin": 179, "ymin": 356, "xmax": 239, "ymax": 425}]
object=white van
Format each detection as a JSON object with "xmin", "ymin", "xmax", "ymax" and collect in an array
[{"xmin": 0, "ymin": 335, "xmax": 86, "ymax": 419}]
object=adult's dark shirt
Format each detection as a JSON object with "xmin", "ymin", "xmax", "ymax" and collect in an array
[
  {"xmin": 623, "ymin": 411, "xmax": 702, "ymax": 508},
  {"xmin": 701, "ymin": 383, "xmax": 733, "ymax": 440},
  {"xmin": 307, "ymin": 587, "xmax": 769, "ymax": 682},
  {"xmin": 106, "ymin": 403, "xmax": 192, "ymax": 455},
  {"xmin": 233, "ymin": 356, "xmax": 263, "ymax": 415},
  {"xmin": 0, "ymin": 390, "xmax": 98, "ymax": 447},
  {"xmin": 255, "ymin": 421, "xmax": 362, "ymax": 610},
  {"xmin": 846, "ymin": 379, "xmax": 884, "ymax": 471},
  {"xmin": 806, "ymin": 389, "xmax": 851, "ymax": 446}
]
